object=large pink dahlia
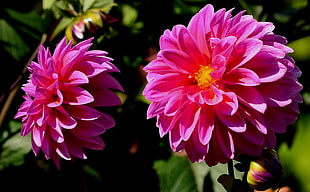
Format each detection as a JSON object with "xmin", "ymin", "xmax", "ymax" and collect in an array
[
  {"xmin": 142, "ymin": 4, "xmax": 302, "ymax": 166},
  {"xmin": 15, "ymin": 37, "xmax": 123, "ymax": 167}
]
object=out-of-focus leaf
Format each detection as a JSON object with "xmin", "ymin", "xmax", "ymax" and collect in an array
[
  {"xmin": 302, "ymin": 92, "xmax": 310, "ymax": 105},
  {"xmin": 82, "ymin": 0, "xmax": 114, "ymax": 12},
  {"xmin": 43, "ymin": 0, "xmax": 57, "ymax": 9},
  {"xmin": 0, "ymin": 121, "xmax": 31, "ymax": 170},
  {"xmin": 288, "ymin": 36, "xmax": 310, "ymax": 61},
  {"xmin": 278, "ymin": 113, "xmax": 310, "ymax": 192},
  {"xmin": 82, "ymin": 0, "xmax": 96, "ymax": 12},
  {"xmin": 0, "ymin": 9, "xmax": 42, "ymax": 61},
  {"xmin": 5, "ymin": 9, "xmax": 43, "ymax": 39},
  {"xmin": 191, "ymin": 160, "xmax": 244, "ymax": 192},
  {"xmin": 83, "ymin": 164, "xmax": 102, "ymax": 180},
  {"xmin": 154, "ymin": 154, "xmax": 244, "ymax": 192},
  {"xmin": 154, "ymin": 155, "xmax": 198, "ymax": 192},
  {"xmin": 49, "ymin": 17, "xmax": 73, "ymax": 41},
  {"xmin": 0, "ymin": 19, "xmax": 30, "ymax": 61},
  {"xmin": 121, "ymin": 4, "xmax": 138, "ymax": 27}
]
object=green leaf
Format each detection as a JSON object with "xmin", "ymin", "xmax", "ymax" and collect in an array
[
  {"xmin": 0, "ymin": 121, "xmax": 32, "ymax": 170},
  {"xmin": 83, "ymin": 0, "xmax": 115, "ymax": 12},
  {"xmin": 154, "ymin": 155, "xmax": 198, "ymax": 192},
  {"xmin": 83, "ymin": 164, "xmax": 102, "ymax": 180},
  {"xmin": 288, "ymin": 36, "xmax": 310, "ymax": 61},
  {"xmin": 121, "ymin": 4, "xmax": 138, "ymax": 27},
  {"xmin": 5, "ymin": 9, "xmax": 43, "ymax": 39},
  {"xmin": 43, "ymin": 0, "xmax": 57, "ymax": 9},
  {"xmin": 154, "ymin": 154, "xmax": 245, "ymax": 192},
  {"xmin": 0, "ymin": 19, "xmax": 30, "ymax": 61},
  {"xmin": 278, "ymin": 113, "xmax": 310, "ymax": 192}
]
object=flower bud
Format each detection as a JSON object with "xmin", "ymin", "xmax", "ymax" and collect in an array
[
  {"xmin": 65, "ymin": 8, "xmax": 117, "ymax": 44},
  {"xmin": 247, "ymin": 148, "xmax": 283, "ymax": 191}
]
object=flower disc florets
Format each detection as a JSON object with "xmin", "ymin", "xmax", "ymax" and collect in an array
[
  {"xmin": 142, "ymin": 4, "xmax": 302, "ymax": 166},
  {"xmin": 15, "ymin": 37, "xmax": 123, "ymax": 168}
]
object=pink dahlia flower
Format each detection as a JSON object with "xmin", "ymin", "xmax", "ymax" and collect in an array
[
  {"xmin": 15, "ymin": 37, "xmax": 123, "ymax": 168},
  {"xmin": 143, "ymin": 4, "xmax": 302, "ymax": 166}
]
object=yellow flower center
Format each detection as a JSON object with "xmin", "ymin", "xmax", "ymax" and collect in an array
[{"xmin": 194, "ymin": 65, "xmax": 215, "ymax": 88}]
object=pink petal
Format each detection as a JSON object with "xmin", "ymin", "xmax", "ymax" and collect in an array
[
  {"xmin": 66, "ymin": 71, "xmax": 89, "ymax": 85},
  {"xmin": 229, "ymin": 86, "xmax": 266, "ymax": 114},
  {"xmin": 62, "ymin": 86, "xmax": 94, "ymax": 105},
  {"xmin": 55, "ymin": 106, "xmax": 77, "ymax": 129},
  {"xmin": 187, "ymin": 4, "xmax": 214, "ymax": 55},
  {"xmin": 211, "ymin": 36, "xmax": 236, "ymax": 61},
  {"xmin": 179, "ymin": 104, "xmax": 200, "ymax": 140},
  {"xmin": 224, "ymin": 68, "xmax": 260, "ymax": 86},
  {"xmin": 177, "ymin": 26, "xmax": 206, "ymax": 65},
  {"xmin": 201, "ymin": 85, "xmax": 223, "ymax": 105},
  {"xmin": 89, "ymin": 88, "xmax": 121, "ymax": 107},
  {"xmin": 227, "ymin": 19, "xmax": 257, "ymax": 42},
  {"xmin": 56, "ymin": 143, "xmax": 71, "ymax": 160},
  {"xmin": 214, "ymin": 91, "xmax": 238, "ymax": 115},
  {"xmin": 198, "ymin": 106, "xmax": 215, "ymax": 145},
  {"xmin": 160, "ymin": 29, "xmax": 179, "ymax": 50},
  {"xmin": 64, "ymin": 105, "xmax": 100, "ymax": 120},
  {"xmin": 147, "ymin": 102, "xmax": 165, "ymax": 119},
  {"xmin": 228, "ymin": 38, "xmax": 263, "ymax": 70},
  {"xmin": 216, "ymin": 112, "xmax": 246, "ymax": 133},
  {"xmin": 161, "ymin": 49, "xmax": 199, "ymax": 74},
  {"xmin": 32, "ymin": 125, "xmax": 44, "ymax": 147},
  {"xmin": 185, "ymin": 129, "xmax": 209, "ymax": 162}
]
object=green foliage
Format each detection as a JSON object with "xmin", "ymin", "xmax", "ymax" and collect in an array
[
  {"xmin": 278, "ymin": 114, "xmax": 310, "ymax": 192},
  {"xmin": 154, "ymin": 155, "xmax": 244, "ymax": 192},
  {"xmin": 154, "ymin": 155, "xmax": 198, "ymax": 192},
  {"xmin": 0, "ymin": 121, "xmax": 31, "ymax": 170}
]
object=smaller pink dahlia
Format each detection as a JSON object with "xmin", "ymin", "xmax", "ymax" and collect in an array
[
  {"xmin": 15, "ymin": 37, "xmax": 123, "ymax": 168},
  {"xmin": 143, "ymin": 4, "xmax": 302, "ymax": 166}
]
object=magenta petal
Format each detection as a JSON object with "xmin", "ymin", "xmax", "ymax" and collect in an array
[
  {"xmin": 56, "ymin": 143, "xmax": 71, "ymax": 160},
  {"xmin": 185, "ymin": 130, "xmax": 209, "ymax": 162},
  {"xmin": 264, "ymin": 108, "xmax": 286, "ymax": 133},
  {"xmin": 212, "ymin": 36, "xmax": 236, "ymax": 60},
  {"xmin": 62, "ymin": 86, "xmax": 94, "ymax": 105},
  {"xmin": 147, "ymin": 102, "xmax": 165, "ymax": 119},
  {"xmin": 161, "ymin": 49, "xmax": 199, "ymax": 74},
  {"xmin": 177, "ymin": 26, "xmax": 206, "ymax": 65},
  {"xmin": 188, "ymin": 4, "xmax": 214, "ymax": 54},
  {"xmin": 66, "ymin": 71, "xmax": 89, "ymax": 85},
  {"xmin": 90, "ymin": 88, "xmax": 121, "ymax": 107},
  {"xmin": 224, "ymin": 68, "xmax": 260, "ymax": 86},
  {"xmin": 164, "ymin": 90, "xmax": 185, "ymax": 116},
  {"xmin": 198, "ymin": 106, "xmax": 215, "ymax": 145},
  {"xmin": 90, "ymin": 73, "xmax": 123, "ymax": 91},
  {"xmin": 217, "ymin": 112, "xmax": 246, "ymax": 133},
  {"xmin": 65, "ymin": 105, "xmax": 100, "ymax": 120},
  {"xmin": 169, "ymin": 126, "xmax": 183, "ymax": 151},
  {"xmin": 227, "ymin": 18, "xmax": 257, "ymax": 41},
  {"xmin": 50, "ymin": 126, "xmax": 64, "ymax": 143},
  {"xmin": 229, "ymin": 38, "xmax": 263, "ymax": 69},
  {"xmin": 55, "ymin": 106, "xmax": 77, "ymax": 129},
  {"xmin": 179, "ymin": 104, "xmax": 200, "ymax": 140},
  {"xmin": 75, "ymin": 135, "xmax": 105, "ymax": 150},
  {"xmin": 67, "ymin": 143, "xmax": 87, "ymax": 159},
  {"xmin": 32, "ymin": 125, "xmax": 44, "ymax": 147},
  {"xmin": 230, "ymin": 86, "xmax": 267, "ymax": 114},
  {"xmin": 202, "ymin": 85, "xmax": 223, "ymax": 105},
  {"xmin": 212, "ymin": 123, "xmax": 234, "ymax": 159},
  {"xmin": 157, "ymin": 114, "xmax": 179, "ymax": 137}
]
